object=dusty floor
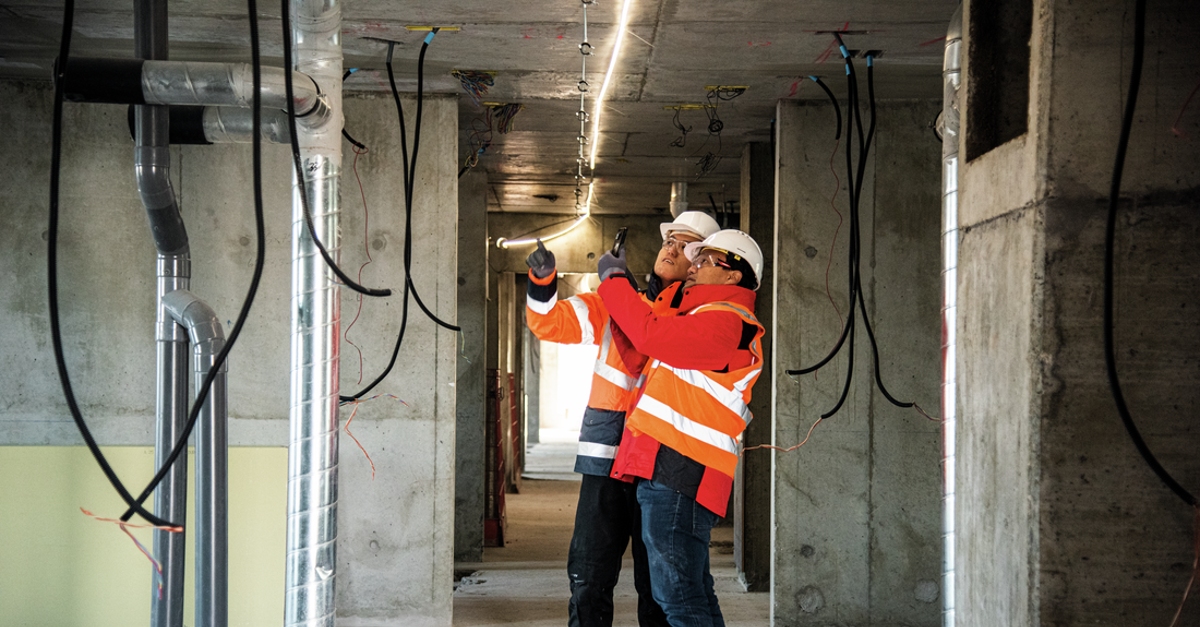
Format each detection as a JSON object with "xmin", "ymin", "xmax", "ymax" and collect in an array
[{"xmin": 453, "ymin": 437, "xmax": 770, "ymax": 626}]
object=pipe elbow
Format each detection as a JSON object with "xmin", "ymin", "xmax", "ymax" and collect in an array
[{"xmin": 162, "ymin": 290, "xmax": 227, "ymax": 366}]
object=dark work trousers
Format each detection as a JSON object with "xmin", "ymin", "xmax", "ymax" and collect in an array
[{"xmin": 567, "ymin": 473, "xmax": 669, "ymax": 627}]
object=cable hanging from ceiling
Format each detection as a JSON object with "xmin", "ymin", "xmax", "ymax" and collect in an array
[{"xmin": 784, "ymin": 35, "xmax": 920, "ymax": 420}]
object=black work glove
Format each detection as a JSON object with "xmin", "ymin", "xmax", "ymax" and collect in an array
[{"xmin": 525, "ymin": 239, "xmax": 556, "ymax": 279}]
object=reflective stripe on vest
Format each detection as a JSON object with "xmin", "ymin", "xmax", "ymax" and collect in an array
[
  {"xmin": 526, "ymin": 291, "xmax": 557, "ymax": 315},
  {"xmin": 636, "ymin": 395, "xmax": 740, "ymax": 456},
  {"xmin": 568, "ymin": 296, "xmax": 595, "ymax": 345},
  {"xmin": 626, "ymin": 300, "xmax": 764, "ymax": 478},
  {"xmin": 649, "ymin": 360, "xmax": 758, "ymax": 426},
  {"xmin": 593, "ymin": 324, "xmax": 645, "ymax": 392}
]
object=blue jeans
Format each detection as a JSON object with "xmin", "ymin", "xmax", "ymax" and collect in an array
[{"xmin": 637, "ymin": 480, "xmax": 724, "ymax": 627}]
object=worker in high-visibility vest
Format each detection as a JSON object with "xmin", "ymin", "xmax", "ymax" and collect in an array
[
  {"xmin": 595, "ymin": 229, "xmax": 765, "ymax": 627},
  {"xmin": 524, "ymin": 211, "xmax": 721, "ymax": 627}
]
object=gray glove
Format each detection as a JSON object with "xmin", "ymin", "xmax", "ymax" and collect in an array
[
  {"xmin": 525, "ymin": 239, "xmax": 556, "ymax": 279},
  {"xmin": 597, "ymin": 249, "xmax": 628, "ymax": 282}
]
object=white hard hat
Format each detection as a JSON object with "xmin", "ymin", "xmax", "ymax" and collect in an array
[
  {"xmin": 659, "ymin": 210, "xmax": 720, "ymax": 241},
  {"xmin": 684, "ymin": 229, "xmax": 764, "ymax": 290}
]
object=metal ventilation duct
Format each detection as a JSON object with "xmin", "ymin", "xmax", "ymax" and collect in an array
[{"xmin": 285, "ymin": 0, "xmax": 343, "ymax": 625}]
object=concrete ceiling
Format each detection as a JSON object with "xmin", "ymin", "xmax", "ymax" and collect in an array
[{"xmin": 0, "ymin": 0, "xmax": 959, "ymax": 216}]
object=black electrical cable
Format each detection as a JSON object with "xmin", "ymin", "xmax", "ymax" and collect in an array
[
  {"xmin": 120, "ymin": 0, "xmax": 270, "ymax": 522},
  {"xmin": 1103, "ymin": 0, "xmax": 1196, "ymax": 507},
  {"xmin": 384, "ymin": 35, "xmax": 461, "ymax": 333},
  {"xmin": 808, "ymin": 76, "xmax": 842, "ymax": 140},
  {"xmin": 341, "ymin": 68, "xmax": 367, "ymax": 151},
  {"xmin": 854, "ymin": 57, "xmax": 912, "ymax": 409},
  {"xmin": 342, "ymin": 29, "xmax": 460, "ymax": 402},
  {"xmin": 281, "ymin": 1, "xmax": 390, "ymax": 298},
  {"xmin": 47, "ymin": 0, "xmax": 168, "ymax": 528},
  {"xmin": 786, "ymin": 45, "xmax": 911, "ymax": 418}
]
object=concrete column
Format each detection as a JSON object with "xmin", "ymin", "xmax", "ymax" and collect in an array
[
  {"xmin": 772, "ymin": 100, "xmax": 942, "ymax": 625},
  {"xmin": 455, "ymin": 170, "xmax": 487, "ymax": 563},
  {"xmin": 956, "ymin": 1, "xmax": 1200, "ymax": 624},
  {"xmin": 735, "ymin": 141, "xmax": 774, "ymax": 592},
  {"xmin": 332, "ymin": 94, "xmax": 458, "ymax": 626}
]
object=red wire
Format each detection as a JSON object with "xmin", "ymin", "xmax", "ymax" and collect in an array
[
  {"xmin": 343, "ymin": 402, "xmax": 376, "ymax": 480},
  {"xmin": 1169, "ymin": 504, "xmax": 1200, "ymax": 627},
  {"xmin": 823, "ymin": 137, "xmax": 845, "ymax": 329},
  {"xmin": 1170, "ymin": 79, "xmax": 1200, "ymax": 138},
  {"xmin": 344, "ymin": 144, "xmax": 372, "ymax": 384}
]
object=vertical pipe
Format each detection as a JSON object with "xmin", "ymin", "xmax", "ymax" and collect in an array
[
  {"xmin": 285, "ymin": 1, "xmax": 342, "ymax": 625},
  {"xmin": 195, "ymin": 348, "xmax": 228, "ymax": 627},
  {"xmin": 152, "ymin": 258, "xmax": 189, "ymax": 627},
  {"xmin": 161, "ymin": 291, "xmax": 228, "ymax": 627},
  {"xmin": 941, "ymin": 5, "xmax": 963, "ymax": 627},
  {"xmin": 135, "ymin": 2, "xmax": 191, "ymax": 626},
  {"xmin": 669, "ymin": 181, "xmax": 688, "ymax": 217}
]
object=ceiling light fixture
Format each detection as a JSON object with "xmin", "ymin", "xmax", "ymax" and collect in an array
[
  {"xmin": 496, "ymin": 182, "xmax": 594, "ymax": 249},
  {"xmin": 588, "ymin": 0, "xmax": 634, "ymax": 170}
]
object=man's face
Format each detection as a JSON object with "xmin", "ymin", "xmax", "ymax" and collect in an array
[
  {"xmin": 654, "ymin": 231, "xmax": 702, "ymax": 283},
  {"xmin": 684, "ymin": 248, "xmax": 742, "ymax": 289}
]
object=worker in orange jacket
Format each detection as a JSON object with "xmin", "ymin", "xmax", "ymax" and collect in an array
[
  {"xmin": 524, "ymin": 211, "xmax": 720, "ymax": 627},
  {"xmin": 596, "ymin": 229, "xmax": 765, "ymax": 627}
]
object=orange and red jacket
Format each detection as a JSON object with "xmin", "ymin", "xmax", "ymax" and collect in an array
[
  {"xmin": 525, "ymin": 269, "xmax": 683, "ymax": 476},
  {"xmin": 597, "ymin": 278, "xmax": 764, "ymax": 517}
]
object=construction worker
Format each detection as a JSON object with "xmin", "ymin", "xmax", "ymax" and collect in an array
[
  {"xmin": 595, "ymin": 229, "xmax": 765, "ymax": 627},
  {"xmin": 524, "ymin": 211, "xmax": 721, "ymax": 627}
]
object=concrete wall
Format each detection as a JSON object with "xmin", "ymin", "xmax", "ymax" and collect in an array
[
  {"xmin": 456, "ymin": 171, "xmax": 487, "ymax": 563},
  {"xmin": 957, "ymin": 0, "xmax": 1200, "ymax": 625},
  {"xmin": 772, "ymin": 99, "xmax": 943, "ymax": 625},
  {"xmin": 736, "ymin": 141, "xmax": 775, "ymax": 592},
  {"xmin": 0, "ymin": 81, "xmax": 459, "ymax": 626}
]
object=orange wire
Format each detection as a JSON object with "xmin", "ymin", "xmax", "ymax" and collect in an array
[
  {"xmin": 81, "ymin": 507, "xmax": 177, "ymax": 600},
  {"xmin": 744, "ymin": 417, "xmax": 822, "ymax": 453},
  {"xmin": 344, "ymin": 144, "xmax": 372, "ymax": 385},
  {"xmin": 342, "ymin": 402, "xmax": 377, "ymax": 480},
  {"xmin": 823, "ymin": 136, "xmax": 845, "ymax": 330},
  {"xmin": 1169, "ymin": 504, "xmax": 1200, "ymax": 627}
]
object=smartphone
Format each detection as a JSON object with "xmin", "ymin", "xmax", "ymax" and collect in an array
[{"xmin": 611, "ymin": 227, "xmax": 628, "ymax": 255}]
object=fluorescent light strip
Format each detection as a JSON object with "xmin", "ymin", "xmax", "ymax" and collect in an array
[
  {"xmin": 588, "ymin": 0, "xmax": 634, "ymax": 170},
  {"xmin": 497, "ymin": 183, "xmax": 594, "ymax": 249}
]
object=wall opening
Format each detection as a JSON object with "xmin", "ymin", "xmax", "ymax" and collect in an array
[{"xmin": 966, "ymin": 0, "xmax": 1032, "ymax": 160}]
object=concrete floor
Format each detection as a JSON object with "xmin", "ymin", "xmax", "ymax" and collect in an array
[{"xmin": 453, "ymin": 439, "xmax": 770, "ymax": 626}]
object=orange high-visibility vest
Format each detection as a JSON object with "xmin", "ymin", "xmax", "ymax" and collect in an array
[{"xmin": 624, "ymin": 301, "xmax": 764, "ymax": 479}]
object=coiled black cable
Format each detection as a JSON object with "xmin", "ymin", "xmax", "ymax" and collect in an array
[
  {"xmin": 1104, "ymin": 0, "xmax": 1195, "ymax": 506},
  {"xmin": 281, "ymin": 1, "xmax": 391, "ymax": 298},
  {"xmin": 121, "ymin": 0, "xmax": 270, "ymax": 523}
]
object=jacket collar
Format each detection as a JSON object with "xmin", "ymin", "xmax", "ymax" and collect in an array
[{"xmin": 677, "ymin": 284, "xmax": 757, "ymax": 314}]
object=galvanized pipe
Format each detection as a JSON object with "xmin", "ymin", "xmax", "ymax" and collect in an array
[
  {"xmin": 941, "ymin": 4, "xmax": 963, "ymax": 627},
  {"xmin": 285, "ymin": 0, "xmax": 343, "ymax": 625},
  {"xmin": 134, "ymin": 2, "xmax": 191, "ymax": 627},
  {"xmin": 140, "ymin": 60, "xmax": 329, "ymax": 121},
  {"xmin": 162, "ymin": 290, "xmax": 228, "ymax": 627},
  {"xmin": 669, "ymin": 181, "xmax": 688, "ymax": 217},
  {"xmin": 200, "ymin": 107, "xmax": 292, "ymax": 143}
]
